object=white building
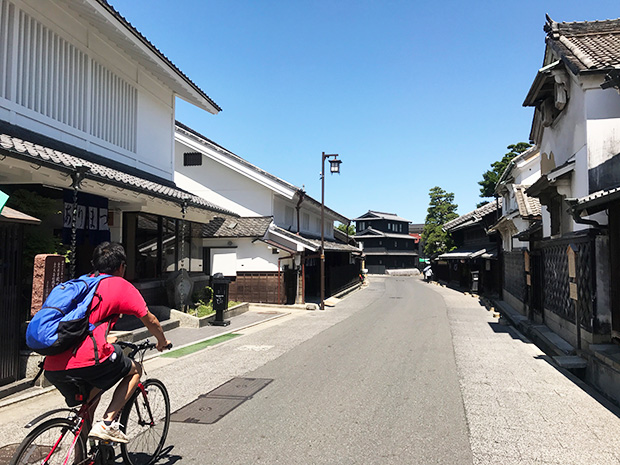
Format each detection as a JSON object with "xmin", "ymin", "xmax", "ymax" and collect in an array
[
  {"xmin": 490, "ymin": 146, "xmax": 542, "ymax": 313},
  {"xmin": 174, "ymin": 122, "xmax": 362, "ymax": 304},
  {"xmin": 0, "ymin": 0, "xmax": 231, "ymax": 306},
  {"xmin": 520, "ymin": 16, "xmax": 620, "ymax": 403}
]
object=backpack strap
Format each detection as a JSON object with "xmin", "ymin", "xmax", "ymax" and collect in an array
[{"xmin": 71, "ymin": 276, "xmax": 111, "ymax": 364}]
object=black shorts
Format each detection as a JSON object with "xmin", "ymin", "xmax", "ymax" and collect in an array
[{"xmin": 45, "ymin": 344, "xmax": 133, "ymax": 407}]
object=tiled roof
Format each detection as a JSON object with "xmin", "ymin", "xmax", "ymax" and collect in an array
[
  {"xmin": 269, "ymin": 225, "xmax": 361, "ymax": 253},
  {"xmin": 354, "ymin": 227, "xmax": 416, "ymax": 240},
  {"xmin": 302, "ymin": 236, "xmax": 362, "ymax": 253},
  {"xmin": 0, "ymin": 133, "xmax": 234, "ymax": 215},
  {"xmin": 200, "ymin": 216, "xmax": 272, "ymax": 238},
  {"xmin": 569, "ymin": 186, "xmax": 620, "ymax": 215},
  {"xmin": 353, "ymin": 210, "xmax": 411, "ymax": 223},
  {"xmin": 443, "ymin": 199, "xmax": 501, "ymax": 232},
  {"xmin": 544, "ymin": 16, "xmax": 620, "ymax": 73},
  {"xmin": 514, "ymin": 185, "xmax": 542, "ymax": 218}
]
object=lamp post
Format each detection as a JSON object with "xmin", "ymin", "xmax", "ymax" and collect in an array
[{"xmin": 320, "ymin": 152, "xmax": 342, "ymax": 310}]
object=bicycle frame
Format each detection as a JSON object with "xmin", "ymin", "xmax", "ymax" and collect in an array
[
  {"xmin": 15, "ymin": 341, "xmax": 169, "ymax": 465},
  {"xmin": 132, "ymin": 383, "xmax": 156, "ymax": 428},
  {"xmin": 44, "ymin": 419, "xmax": 86, "ymax": 465},
  {"xmin": 22, "ymin": 391, "xmax": 100, "ymax": 465}
]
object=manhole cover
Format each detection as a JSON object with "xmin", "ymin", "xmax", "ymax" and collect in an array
[
  {"xmin": 171, "ymin": 397, "xmax": 246, "ymax": 424},
  {"xmin": 171, "ymin": 377, "xmax": 273, "ymax": 425},
  {"xmin": 0, "ymin": 444, "xmax": 20, "ymax": 464}
]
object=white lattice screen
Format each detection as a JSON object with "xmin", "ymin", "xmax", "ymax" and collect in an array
[{"xmin": 1, "ymin": 1, "xmax": 137, "ymax": 152}]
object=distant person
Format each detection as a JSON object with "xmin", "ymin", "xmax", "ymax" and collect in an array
[
  {"xmin": 43, "ymin": 242, "xmax": 171, "ymax": 443},
  {"xmin": 423, "ymin": 265, "xmax": 433, "ymax": 282}
]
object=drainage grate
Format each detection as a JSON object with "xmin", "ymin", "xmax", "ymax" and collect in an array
[{"xmin": 170, "ymin": 377, "xmax": 273, "ymax": 425}]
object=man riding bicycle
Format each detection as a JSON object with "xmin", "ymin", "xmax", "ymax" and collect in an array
[{"xmin": 43, "ymin": 242, "xmax": 171, "ymax": 444}]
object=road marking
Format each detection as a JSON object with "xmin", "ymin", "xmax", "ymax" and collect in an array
[{"xmin": 235, "ymin": 345, "xmax": 274, "ymax": 352}]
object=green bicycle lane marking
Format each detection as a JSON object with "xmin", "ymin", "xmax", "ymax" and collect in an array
[{"xmin": 160, "ymin": 333, "xmax": 242, "ymax": 358}]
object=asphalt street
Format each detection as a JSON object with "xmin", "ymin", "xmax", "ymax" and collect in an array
[
  {"xmin": 166, "ymin": 275, "xmax": 471, "ymax": 464},
  {"xmin": 4, "ymin": 276, "xmax": 620, "ymax": 464}
]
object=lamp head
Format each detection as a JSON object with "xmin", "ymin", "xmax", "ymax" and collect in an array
[{"xmin": 329, "ymin": 158, "xmax": 342, "ymax": 174}]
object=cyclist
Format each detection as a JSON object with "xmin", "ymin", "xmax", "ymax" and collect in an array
[{"xmin": 43, "ymin": 242, "xmax": 171, "ymax": 444}]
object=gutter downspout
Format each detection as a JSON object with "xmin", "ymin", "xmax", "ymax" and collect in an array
[{"xmin": 566, "ymin": 199, "xmax": 607, "ymax": 229}]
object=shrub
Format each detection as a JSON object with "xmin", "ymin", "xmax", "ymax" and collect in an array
[{"xmin": 192, "ymin": 286, "xmax": 213, "ymax": 306}]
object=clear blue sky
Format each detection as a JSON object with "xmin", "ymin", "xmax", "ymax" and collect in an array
[{"xmin": 113, "ymin": 0, "xmax": 618, "ymax": 224}]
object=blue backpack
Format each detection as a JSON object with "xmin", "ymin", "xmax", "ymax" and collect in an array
[{"xmin": 26, "ymin": 274, "xmax": 111, "ymax": 357}]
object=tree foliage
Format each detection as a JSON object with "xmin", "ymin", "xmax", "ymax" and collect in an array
[
  {"xmin": 422, "ymin": 186, "xmax": 459, "ymax": 257},
  {"xmin": 336, "ymin": 223, "xmax": 355, "ymax": 235},
  {"xmin": 478, "ymin": 142, "xmax": 532, "ymax": 199}
]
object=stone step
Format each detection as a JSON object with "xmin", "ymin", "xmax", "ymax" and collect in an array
[{"xmin": 553, "ymin": 355, "xmax": 587, "ymax": 369}]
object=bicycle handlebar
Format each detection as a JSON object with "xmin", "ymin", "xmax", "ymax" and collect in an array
[{"xmin": 117, "ymin": 340, "xmax": 173, "ymax": 359}]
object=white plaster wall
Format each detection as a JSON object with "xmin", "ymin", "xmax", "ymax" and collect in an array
[
  {"xmin": 235, "ymin": 239, "xmax": 280, "ymax": 272},
  {"xmin": 273, "ymin": 197, "xmax": 335, "ymax": 240},
  {"xmin": 585, "ymin": 87, "xmax": 620, "ymax": 170},
  {"xmin": 202, "ymin": 238, "xmax": 281, "ymax": 272},
  {"xmin": 512, "ymin": 217, "xmax": 530, "ymax": 249},
  {"xmin": 136, "ymin": 80, "xmax": 174, "ymax": 180},
  {"xmin": 514, "ymin": 153, "xmax": 540, "ymax": 186},
  {"xmin": 539, "ymin": 75, "xmax": 587, "ymax": 169},
  {"xmin": 541, "ymin": 205, "xmax": 552, "ymax": 238},
  {"xmin": 174, "ymin": 140, "xmax": 274, "ymax": 216},
  {"xmin": 4, "ymin": 0, "xmax": 178, "ymax": 181}
]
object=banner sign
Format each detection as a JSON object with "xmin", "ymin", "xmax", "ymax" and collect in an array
[{"xmin": 62, "ymin": 190, "xmax": 110, "ymax": 245}]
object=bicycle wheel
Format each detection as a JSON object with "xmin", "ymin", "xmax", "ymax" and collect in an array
[
  {"xmin": 10, "ymin": 418, "xmax": 86, "ymax": 465},
  {"xmin": 120, "ymin": 378, "xmax": 170, "ymax": 465}
]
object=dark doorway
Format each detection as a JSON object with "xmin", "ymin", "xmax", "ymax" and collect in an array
[{"xmin": 0, "ymin": 222, "xmax": 23, "ymax": 386}]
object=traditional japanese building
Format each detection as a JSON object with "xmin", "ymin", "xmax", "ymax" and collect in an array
[{"xmin": 353, "ymin": 211, "xmax": 418, "ymax": 274}]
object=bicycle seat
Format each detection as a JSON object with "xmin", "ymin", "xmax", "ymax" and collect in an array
[{"xmin": 66, "ymin": 379, "xmax": 92, "ymax": 407}]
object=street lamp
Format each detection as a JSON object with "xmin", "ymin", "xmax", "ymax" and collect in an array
[{"xmin": 320, "ymin": 152, "xmax": 341, "ymax": 310}]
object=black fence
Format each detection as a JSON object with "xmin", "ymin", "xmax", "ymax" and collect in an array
[
  {"xmin": 328, "ymin": 263, "xmax": 359, "ymax": 296},
  {"xmin": 539, "ymin": 234, "xmax": 595, "ymax": 332},
  {"xmin": 504, "ymin": 251, "xmax": 526, "ymax": 302}
]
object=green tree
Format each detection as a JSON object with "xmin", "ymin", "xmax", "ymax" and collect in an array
[
  {"xmin": 478, "ymin": 142, "xmax": 532, "ymax": 199},
  {"xmin": 422, "ymin": 186, "xmax": 459, "ymax": 257},
  {"xmin": 336, "ymin": 223, "xmax": 355, "ymax": 235}
]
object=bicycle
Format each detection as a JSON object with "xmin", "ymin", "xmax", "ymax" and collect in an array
[{"xmin": 10, "ymin": 340, "xmax": 172, "ymax": 465}]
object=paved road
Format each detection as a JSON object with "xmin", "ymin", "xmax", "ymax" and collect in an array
[
  {"xmin": 4, "ymin": 276, "xmax": 620, "ymax": 464},
  {"xmin": 167, "ymin": 275, "xmax": 471, "ymax": 464}
]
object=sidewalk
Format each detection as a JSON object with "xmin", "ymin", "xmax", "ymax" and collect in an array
[
  {"xmin": 432, "ymin": 282, "xmax": 620, "ymax": 465},
  {"xmin": 0, "ymin": 305, "xmax": 290, "ymax": 409}
]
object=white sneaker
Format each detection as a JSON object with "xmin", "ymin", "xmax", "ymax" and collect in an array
[{"xmin": 88, "ymin": 420, "xmax": 129, "ymax": 443}]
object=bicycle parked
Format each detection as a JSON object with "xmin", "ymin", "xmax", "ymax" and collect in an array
[{"xmin": 10, "ymin": 340, "xmax": 171, "ymax": 465}]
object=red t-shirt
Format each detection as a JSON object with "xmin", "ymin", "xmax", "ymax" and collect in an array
[{"xmin": 44, "ymin": 275, "xmax": 148, "ymax": 371}]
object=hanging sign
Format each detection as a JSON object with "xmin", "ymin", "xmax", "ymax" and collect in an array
[{"xmin": 62, "ymin": 190, "xmax": 110, "ymax": 245}]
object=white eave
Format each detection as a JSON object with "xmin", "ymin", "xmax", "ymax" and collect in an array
[
  {"xmin": 547, "ymin": 160, "xmax": 575, "ymax": 182},
  {"xmin": 64, "ymin": 0, "xmax": 221, "ymax": 114},
  {"xmin": 265, "ymin": 227, "xmax": 319, "ymax": 253}
]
